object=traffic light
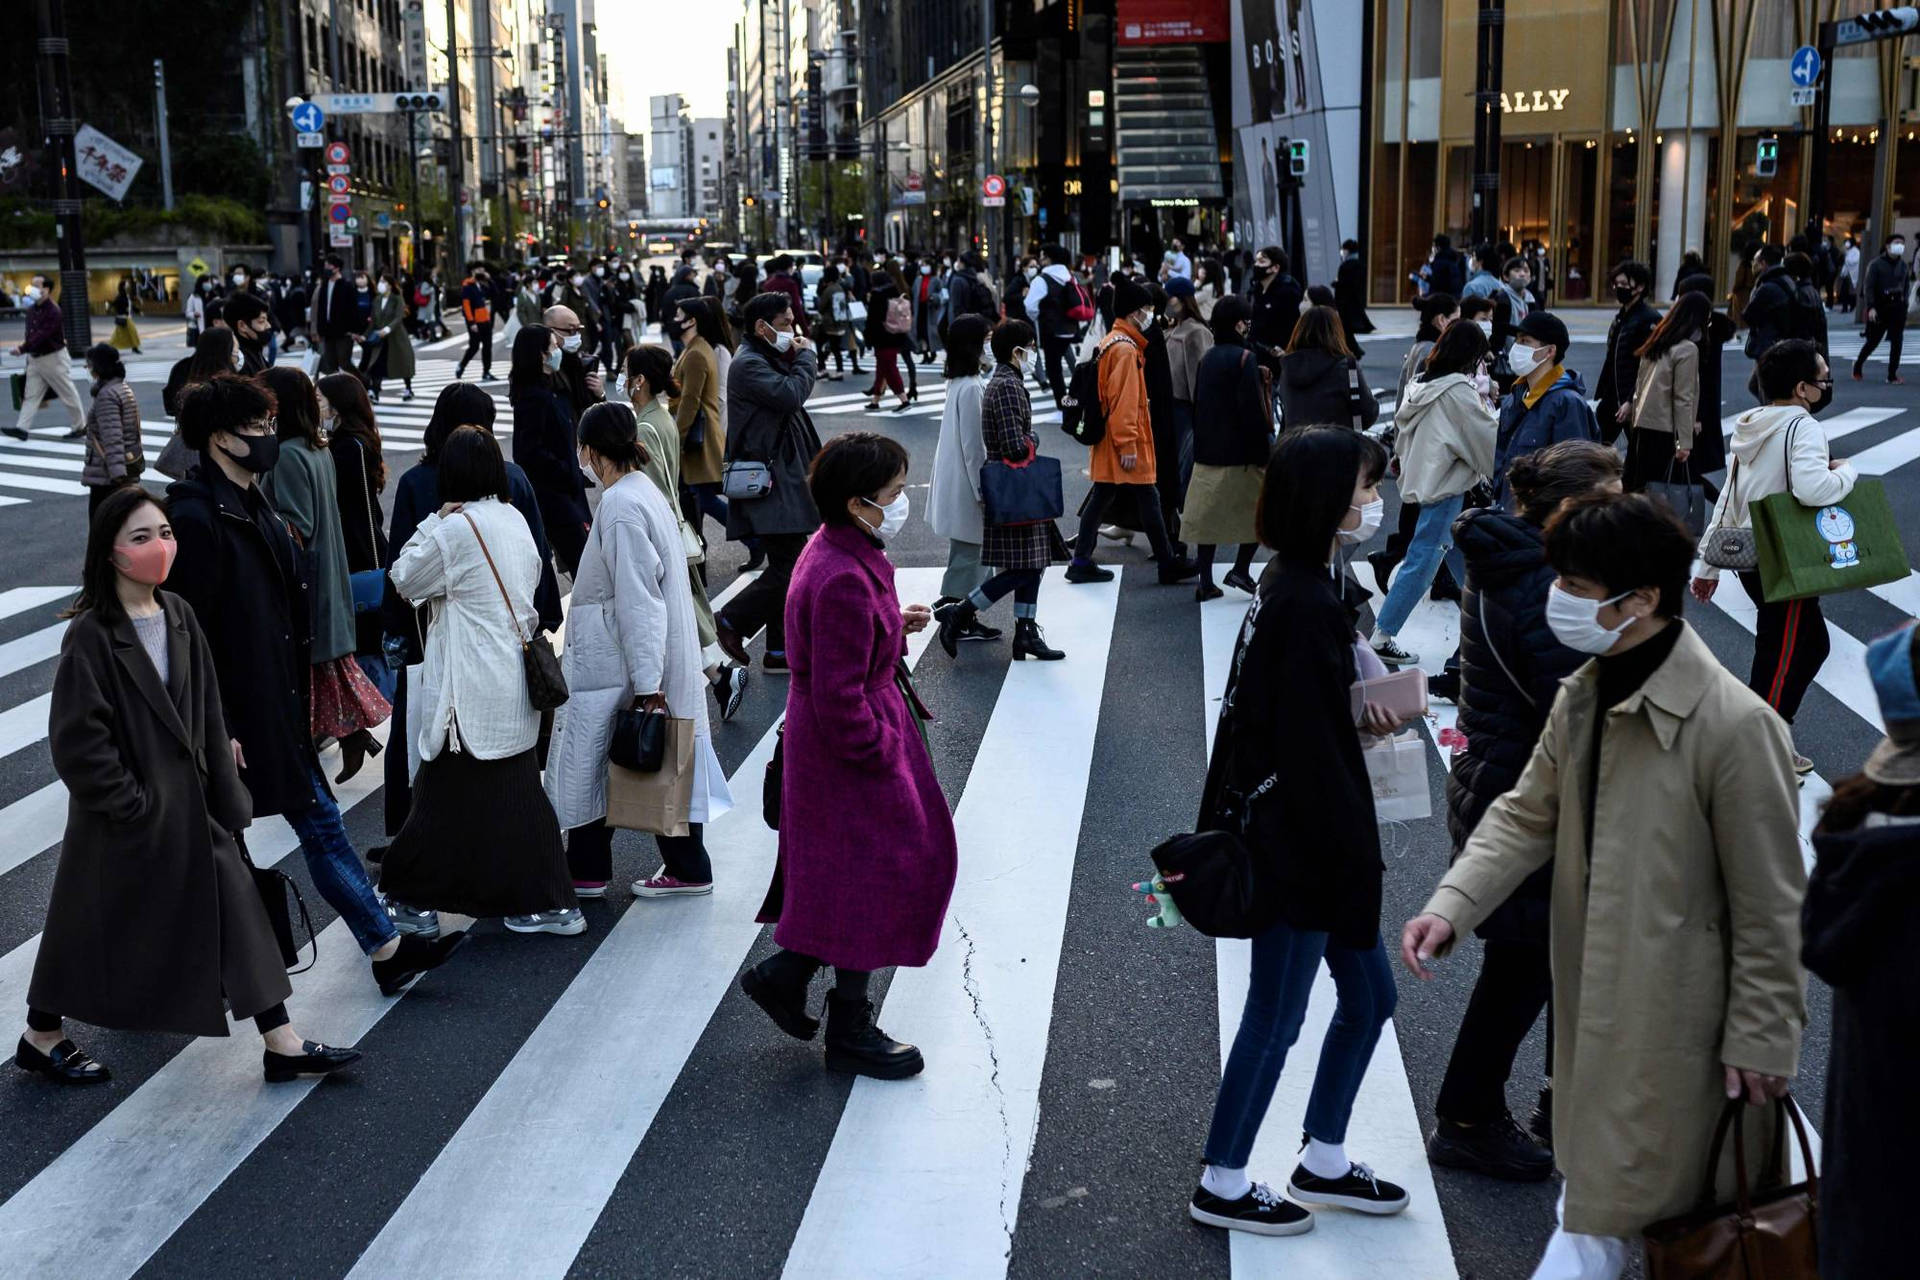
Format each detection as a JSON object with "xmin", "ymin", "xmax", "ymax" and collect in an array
[
  {"xmin": 597, "ymin": 196, "xmax": 611, "ymax": 210},
  {"xmin": 744, "ymin": 195, "xmax": 757, "ymax": 208},
  {"xmin": 1288, "ymin": 139, "xmax": 1310, "ymax": 178},
  {"xmin": 395, "ymin": 91, "xmax": 443, "ymax": 112},
  {"xmin": 1850, "ymin": 7, "xmax": 1920, "ymax": 38},
  {"xmin": 1755, "ymin": 136, "xmax": 1779, "ymax": 178}
]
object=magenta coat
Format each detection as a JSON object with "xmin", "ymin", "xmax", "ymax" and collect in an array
[{"xmin": 762, "ymin": 523, "xmax": 957, "ymax": 970}]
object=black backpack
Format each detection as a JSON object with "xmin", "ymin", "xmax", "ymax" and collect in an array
[
  {"xmin": 1787, "ymin": 281, "xmax": 1826, "ymax": 340},
  {"xmin": 1061, "ymin": 333, "xmax": 1137, "ymax": 447}
]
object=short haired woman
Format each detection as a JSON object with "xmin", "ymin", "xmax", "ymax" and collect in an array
[
  {"xmin": 740, "ymin": 433, "xmax": 954, "ymax": 1078},
  {"xmin": 926, "ymin": 313, "xmax": 999, "ymax": 628},
  {"xmin": 1189, "ymin": 425, "xmax": 1412, "ymax": 1236},
  {"xmin": 382, "ymin": 426, "xmax": 582, "ymax": 937},
  {"xmin": 80, "ymin": 343, "xmax": 142, "ymax": 516},
  {"xmin": 546, "ymin": 402, "xmax": 730, "ymax": 902},
  {"xmin": 21, "ymin": 487, "xmax": 360, "ymax": 1085},
  {"xmin": 1184, "ymin": 296, "xmax": 1271, "ymax": 599},
  {"xmin": 260, "ymin": 366, "xmax": 391, "ymax": 782}
]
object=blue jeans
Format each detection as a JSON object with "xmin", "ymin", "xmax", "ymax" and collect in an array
[
  {"xmin": 286, "ymin": 764, "xmax": 397, "ymax": 956},
  {"xmin": 1376, "ymin": 493, "xmax": 1466, "ymax": 637},
  {"xmin": 1203, "ymin": 922, "xmax": 1397, "ymax": 1168}
]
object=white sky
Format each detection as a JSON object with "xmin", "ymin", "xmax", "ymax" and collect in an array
[{"xmin": 597, "ymin": 0, "xmax": 732, "ymax": 123}]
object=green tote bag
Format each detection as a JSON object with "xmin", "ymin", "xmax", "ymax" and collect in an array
[{"xmin": 1751, "ymin": 476, "xmax": 1911, "ymax": 603}]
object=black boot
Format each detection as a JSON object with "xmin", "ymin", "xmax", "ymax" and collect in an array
[
  {"xmin": 824, "ymin": 992, "xmax": 923, "ymax": 1079},
  {"xmin": 1528, "ymin": 1086, "xmax": 1553, "ymax": 1151},
  {"xmin": 741, "ymin": 954, "xmax": 820, "ymax": 1041},
  {"xmin": 335, "ymin": 727, "xmax": 385, "ymax": 784},
  {"xmin": 1012, "ymin": 618, "xmax": 1065, "ymax": 661},
  {"xmin": 935, "ymin": 599, "xmax": 976, "ymax": 658},
  {"xmin": 1426, "ymin": 1112, "xmax": 1555, "ymax": 1182}
]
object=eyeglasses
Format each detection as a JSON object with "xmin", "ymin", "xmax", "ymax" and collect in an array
[{"xmin": 240, "ymin": 415, "xmax": 276, "ymax": 434}]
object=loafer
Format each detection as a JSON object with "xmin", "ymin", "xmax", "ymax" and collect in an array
[
  {"xmin": 15, "ymin": 1036, "xmax": 110, "ymax": 1084},
  {"xmin": 1065, "ymin": 561, "xmax": 1116, "ymax": 584},
  {"xmin": 372, "ymin": 929, "xmax": 469, "ymax": 996},
  {"xmin": 1222, "ymin": 568, "xmax": 1259, "ymax": 595},
  {"xmin": 263, "ymin": 1040, "xmax": 362, "ymax": 1083},
  {"xmin": 713, "ymin": 620, "xmax": 751, "ymax": 668}
]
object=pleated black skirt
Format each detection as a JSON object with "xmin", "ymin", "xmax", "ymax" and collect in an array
[{"xmin": 378, "ymin": 747, "xmax": 578, "ymax": 918}]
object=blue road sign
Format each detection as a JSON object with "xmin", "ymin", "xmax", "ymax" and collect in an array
[
  {"xmin": 290, "ymin": 101, "xmax": 326, "ymax": 133},
  {"xmin": 1790, "ymin": 45, "xmax": 1823, "ymax": 88}
]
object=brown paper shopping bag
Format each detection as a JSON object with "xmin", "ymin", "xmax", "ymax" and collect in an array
[{"xmin": 605, "ymin": 716, "xmax": 694, "ymax": 836}]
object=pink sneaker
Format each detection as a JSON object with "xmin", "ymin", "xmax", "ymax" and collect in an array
[{"xmin": 631, "ymin": 871, "xmax": 715, "ymax": 899}]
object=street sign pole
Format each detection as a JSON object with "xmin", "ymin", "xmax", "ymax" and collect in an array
[
  {"xmin": 446, "ymin": 0, "xmax": 466, "ymax": 268},
  {"xmin": 34, "ymin": 0, "xmax": 91, "ymax": 357},
  {"xmin": 153, "ymin": 59, "xmax": 174, "ymax": 211}
]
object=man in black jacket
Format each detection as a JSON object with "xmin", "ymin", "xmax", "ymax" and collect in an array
[
  {"xmin": 1854, "ymin": 233, "xmax": 1913, "ymax": 384},
  {"xmin": 1596, "ymin": 260, "xmax": 1660, "ymax": 445},
  {"xmin": 312, "ymin": 255, "xmax": 359, "ymax": 374},
  {"xmin": 1427, "ymin": 235, "xmax": 1467, "ymax": 298},
  {"xmin": 1741, "ymin": 244, "xmax": 1800, "ymax": 362},
  {"xmin": 1247, "ymin": 245, "xmax": 1306, "ymax": 351},
  {"xmin": 222, "ymin": 291, "xmax": 275, "ymax": 375}
]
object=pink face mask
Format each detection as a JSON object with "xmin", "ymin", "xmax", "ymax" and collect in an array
[{"xmin": 112, "ymin": 538, "xmax": 176, "ymax": 586}]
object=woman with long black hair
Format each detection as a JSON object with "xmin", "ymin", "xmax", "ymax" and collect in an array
[
  {"xmin": 317, "ymin": 372, "xmax": 391, "ymax": 696},
  {"xmin": 509, "ymin": 322, "xmax": 591, "ymax": 576},
  {"xmin": 1624, "ymin": 291, "xmax": 1709, "ymax": 492},
  {"xmin": 1188, "ymin": 425, "xmax": 1412, "ymax": 1237}
]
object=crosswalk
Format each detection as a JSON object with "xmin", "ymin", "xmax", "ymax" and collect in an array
[{"xmin": 0, "ymin": 495, "xmax": 1888, "ymax": 1276}]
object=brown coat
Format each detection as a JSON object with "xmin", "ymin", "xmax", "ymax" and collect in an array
[
  {"xmin": 1092, "ymin": 319, "xmax": 1153, "ymax": 485},
  {"xmin": 671, "ymin": 336, "xmax": 726, "ymax": 486},
  {"xmin": 1630, "ymin": 339, "xmax": 1700, "ymax": 449},
  {"xmin": 29, "ymin": 595, "xmax": 291, "ymax": 1036},
  {"xmin": 1421, "ymin": 623, "xmax": 1806, "ymax": 1237}
]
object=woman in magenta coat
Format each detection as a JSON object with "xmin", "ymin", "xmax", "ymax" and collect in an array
[{"xmin": 742, "ymin": 432, "xmax": 955, "ymax": 1080}]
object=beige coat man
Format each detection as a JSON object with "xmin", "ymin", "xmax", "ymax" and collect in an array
[{"xmin": 1416, "ymin": 622, "xmax": 1806, "ymax": 1238}]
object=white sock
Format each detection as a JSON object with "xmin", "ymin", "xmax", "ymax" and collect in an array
[
  {"xmin": 1302, "ymin": 1139, "xmax": 1349, "ymax": 1180},
  {"xmin": 1201, "ymin": 1164, "xmax": 1251, "ymax": 1200},
  {"xmin": 1370, "ymin": 627, "xmax": 1390, "ymax": 645}
]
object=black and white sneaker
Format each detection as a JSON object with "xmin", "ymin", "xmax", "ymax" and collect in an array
[
  {"xmin": 1189, "ymin": 1182, "xmax": 1314, "ymax": 1236},
  {"xmin": 710, "ymin": 664, "xmax": 749, "ymax": 722},
  {"xmin": 1286, "ymin": 1161, "xmax": 1411, "ymax": 1215}
]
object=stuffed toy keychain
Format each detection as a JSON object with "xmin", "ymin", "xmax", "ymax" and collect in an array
[{"xmin": 1131, "ymin": 872, "xmax": 1183, "ymax": 928}]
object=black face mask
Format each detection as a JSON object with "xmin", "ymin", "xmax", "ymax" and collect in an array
[
  {"xmin": 218, "ymin": 433, "xmax": 280, "ymax": 474},
  {"xmin": 1614, "ymin": 285, "xmax": 1638, "ymax": 305},
  {"xmin": 1806, "ymin": 379, "xmax": 1835, "ymax": 415}
]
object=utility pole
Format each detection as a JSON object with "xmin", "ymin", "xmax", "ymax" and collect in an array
[
  {"xmin": 407, "ymin": 105, "xmax": 423, "ymax": 270},
  {"xmin": 153, "ymin": 60, "xmax": 174, "ymax": 210},
  {"xmin": 981, "ymin": 0, "xmax": 994, "ymax": 262},
  {"xmin": 34, "ymin": 0, "xmax": 91, "ymax": 357},
  {"xmin": 447, "ymin": 0, "xmax": 467, "ymax": 267},
  {"xmin": 1469, "ymin": 0, "xmax": 1505, "ymax": 249}
]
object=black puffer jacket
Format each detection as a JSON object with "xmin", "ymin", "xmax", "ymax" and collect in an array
[
  {"xmin": 1278, "ymin": 347, "xmax": 1378, "ymax": 431},
  {"xmin": 1444, "ymin": 507, "xmax": 1585, "ymax": 942}
]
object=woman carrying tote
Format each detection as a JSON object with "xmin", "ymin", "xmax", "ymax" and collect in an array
[
  {"xmin": 382, "ymin": 427, "xmax": 582, "ymax": 937},
  {"xmin": 1184, "ymin": 297, "xmax": 1272, "ymax": 601},
  {"xmin": 545, "ymin": 403, "xmax": 729, "ymax": 902},
  {"xmin": 21, "ymin": 486, "xmax": 359, "ymax": 1085},
  {"xmin": 318, "ymin": 372, "xmax": 392, "ymax": 698},
  {"xmin": 1624, "ymin": 292, "xmax": 1707, "ymax": 493}
]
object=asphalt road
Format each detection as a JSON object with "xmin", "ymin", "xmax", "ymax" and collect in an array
[{"xmin": 0, "ymin": 310, "xmax": 1904, "ymax": 1278}]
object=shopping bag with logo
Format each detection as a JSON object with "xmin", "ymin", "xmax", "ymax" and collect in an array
[
  {"xmin": 606, "ymin": 715, "xmax": 694, "ymax": 836},
  {"xmin": 1751, "ymin": 477, "xmax": 1911, "ymax": 603},
  {"xmin": 1364, "ymin": 730, "xmax": 1431, "ymax": 822}
]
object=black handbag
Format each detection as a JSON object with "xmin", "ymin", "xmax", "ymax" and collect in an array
[
  {"xmin": 462, "ymin": 511, "xmax": 569, "ymax": 711},
  {"xmin": 243, "ymin": 845, "xmax": 318, "ymax": 974},
  {"xmin": 762, "ymin": 723, "xmax": 785, "ymax": 832},
  {"xmin": 609, "ymin": 700, "xmax": 668, "ymax": 772},
  {"xmin": 1149, "ymin": 773, "xmax": 1279, "ymax": 939},
  {"xmin": 980, "ymin": 441, "xmax": 1066, "ymax": 526},
  {"xmin": 686, "ymin": 407, "xmax": 708, "ymax": 450}
]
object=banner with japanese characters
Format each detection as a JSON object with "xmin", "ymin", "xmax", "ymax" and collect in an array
[{"xmin": 73, "ymin": 124, "xmax": 144, "ymax": 202}]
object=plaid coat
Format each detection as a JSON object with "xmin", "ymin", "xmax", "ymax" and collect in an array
[{"xmin": 979, "ymin": 364, "xmax": 1070, "ymax": 570}]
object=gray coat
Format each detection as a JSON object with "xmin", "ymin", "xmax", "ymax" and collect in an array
[
  {"xmin": 723, "ymin": 341, "xmax": 823, "ymax": 539},
  {"xmin": 264, "ymin": 435, "xmax": 357, "ymax": 662}
]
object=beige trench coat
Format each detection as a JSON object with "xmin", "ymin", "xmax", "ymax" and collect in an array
[{"xmin": 1420, "ymin": 623, "xmax": 1806, "ymax": 1238}]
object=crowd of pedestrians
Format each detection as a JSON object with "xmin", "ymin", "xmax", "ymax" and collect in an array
[{"xmin": 7, "ymin": 233, "xmax": 1910, "ymax": 1278}]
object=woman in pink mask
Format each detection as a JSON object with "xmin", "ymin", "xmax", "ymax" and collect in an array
[{"xmin": 18, "ymin": 486, "xmax": 362, "ymax": 1086}]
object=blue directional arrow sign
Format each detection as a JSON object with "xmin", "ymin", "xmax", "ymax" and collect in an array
[
  {"xmin": 290, "ymin": 101, "xmax": 326, "ymax": 133},
  {"xmin": 1790, "ymin": 45, "xmax": 1823, "ymax": 88}
]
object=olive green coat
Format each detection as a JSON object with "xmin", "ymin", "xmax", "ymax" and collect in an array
[{"xmin": 367, "ymin": 290, "xmax": 416, "ymax": 380}]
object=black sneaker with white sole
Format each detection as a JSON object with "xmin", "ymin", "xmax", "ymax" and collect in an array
[
  {"xmin": 1188, "ymin": 1182, "xmax": 1314, "ymax": 1236},
  {"xmin": 1286, "ymin": 1162, "xmax": 1411, "ymax": 1215}
]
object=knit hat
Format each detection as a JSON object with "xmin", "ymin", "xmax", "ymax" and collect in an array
[
  {"xmin": 1864, "ymin": 622, "xmax": 1920, "ymax": 786},
  {"xmin": 1515, "ymin": 311, "xmax": 1570, "ymax": 359},
  {"xmin": 1113, "ymin": 278, "xmax": 1153, "ymax": 318},
  {"xmin": 1164, "ymin": 276, "xmax": 1195, "ymax": 299}
]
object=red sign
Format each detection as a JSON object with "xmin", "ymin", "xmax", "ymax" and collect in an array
[
  {"xmin": 1116, "ymin": 0, "xmax": 1229, "ymax": 44},
  {"xmin": 982, "ymin": 174, "xmax": 1008, "ymax": 198},
  {"xmin": 904, "ymin": 171, "xmax": 923, "ymax": 192},
  {"xmin": 328, "ymin": 203, "xmax": 352, "ymax": 224},
  {"xmin": 324, "ymin": 141, "xmax": 351, "ymax": 165},
  {"xmin": 328, "ymin": 174, "xmax": 350, "ymax": 195}
]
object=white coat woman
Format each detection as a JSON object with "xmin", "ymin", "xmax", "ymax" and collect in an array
[
  {"xmin": 546, "ymin": 401, "xmax": 732, "ymax": 899},
  {"xmin": 381, "ymin": 426, "xmax": 582, "ymax": 936},
  {"xmin": 926, "ymin": 315, "xmax": 996, "ymax": 628}
]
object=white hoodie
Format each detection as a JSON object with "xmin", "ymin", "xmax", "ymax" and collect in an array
[
  {"xmin": 1024, "ymin": 262, "xmax": 1075, "ymax": 328},
  {"xmin": 1699, "ymin": 403, "xmax": 1857, "ymax": 580},
  {"xmin": 1392, "ymin": 373, "xmax": 1498, "ymax": 504}
]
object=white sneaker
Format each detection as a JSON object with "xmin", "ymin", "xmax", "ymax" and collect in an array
[{"xmin": 505, "ymin": 908, "xmax": 587, "ymax": 935}]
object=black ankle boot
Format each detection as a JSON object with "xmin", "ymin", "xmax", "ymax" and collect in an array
[
  {"xmin": 741, "ymin": 955, "xmax": 820, "ymax": 1041},
  {"xmin": 1426, "ymin": 1112, "xmax": 1555, "ymax": 1182},
  {"xmin": 935, "ymin": 600, "xmax": 976, "ymax": 658},
  {"xmin": 1012, "ymin": 618, "xmax": 1065, "ymax": 661},
  {"xmin": 824, "ymin": 992, "xmax": 923, "ymax": 1078}
]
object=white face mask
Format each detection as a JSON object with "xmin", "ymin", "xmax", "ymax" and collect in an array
[
  {"xmin": 25, "ymin": 285, "xmax": 41, "ymax": 301},
  {"xmin": 1474, "ymin": 318, "xmax": 1493, "ymax": 337},
  {"xmin": 232, "ymin": 273, "xmax": 247, "ymax": 287},
  {"xmin": 1012, "ymin": 346, "xmax": 1031, "ymax": 371},
  {"xmin": 230, "ymin": 344, "xmax": 245, "ymax": 371},
  {"xmin": 377, "ymin": 281, "xmax": 390, "ymax": 295},
  {"xmin": 1545, "ymin": 584, "xmax": 1637, "ymax": 655},
  {"xmin": 571, "ymin": 274, "xmax": 585, "ymax": 286},
  {"xmin": 1134, "ymin": 309, "xmax": 1156, "ymax": 330},
  {"xmin": 620, "ymin": 271, "xmax": 631, "ymax": 280},
  {"xmin": 1024, "ymin": 266, "xmax": 1038, "ymax": 280},
  {"xmin": 1508, "ymin": 343, "xmax": 1549, "ymax": 377},
  {"xmin": 1338, "ymin": 498, "xmax": 1384, "ymax": 544},
  {"xmin": 920, "ymin": 265, "xmax": 932, "ymax": 276},
  {"xmin": 860, "ymin": 492, "xmax": 909, "ymax": 541},
  {"xmin": 771, "ymin": 327, "xmax": 794, "ymax": 353},
  {"xmin": 546, "ymin": 347, "xmax": 564, "ymax": 371},
  {"xmin": 1892, "ymin": 242, "xmax": 1907, "ymax": 258},
  {"xmin": 979, "ymin": 356, "xmax": 994, "ymax": 376},
  {"xmin": 578, "ymin": 454, "xmax": 599, "ymax": 486},
  {"xmin": 561, "ymin": 333, "xmax": 583, "ymax": 353}
]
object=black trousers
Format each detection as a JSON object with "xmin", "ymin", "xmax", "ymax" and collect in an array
[
  {"xmin": 1381, "ymin": 499, "xmax": 1421, "ymax": 570},
  {"xmin": 456, "ymin": 322, "xmax": 493, "ymax": 376},
  {"xmin": 1434, "ymin": 938, "xmax": 1552, "ymax": 1124},
  {"xmin": 1856, "ymin": 306, "xmax": 1908, "ymax": 379},
  {"xmin": 1072, "ymin": 482, "xmax": 1179, "ymax": 564},
  {"xmin": 1738, "ymin": 571, "xmax": 1829, "ymax": 725},
  {"xmin": 30, "ymin": 1002, "xmax": 288, "ymax": 1035},
  {"xmin": 317, "ymin": 334, "xmax": 356, "ymax": 376},
  {"xmin": 717, "ymin": 532, "xmax": 807, "ymax": 654},
  {"xmin": 384, "ymin": 665, "xmax": 412, "ymax": 837},
  {"xmin": 1040, "ymin": 331, "xmax": 1075, "ymax": 403},
  {"xmin": 566, "ymin": 820, "xmax": 711, "ymax": 885}
]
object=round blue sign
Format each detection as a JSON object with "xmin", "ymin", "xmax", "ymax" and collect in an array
[
  {"xmin": 290, "ymin": 101, "xmax": 326, "ymax": 133},
  {"xmin": 1790, "ymin": 45, "xmax": 1823, "ymax": 88}
]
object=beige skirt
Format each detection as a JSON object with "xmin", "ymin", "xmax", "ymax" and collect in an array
[{"xmin": 1181, "ymin": 463, "xmax": 1265, "ymax": 545}]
